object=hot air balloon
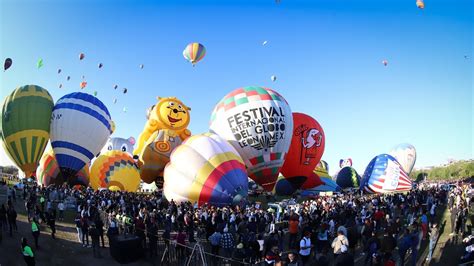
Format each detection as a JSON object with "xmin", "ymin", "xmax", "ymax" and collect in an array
[
  {"xmin": 336, "ymin": 167, "xmax": 361, "ymax": 189},
  {"xmin": 382, "ymin": 60, "xmax": 388, "ymax": 66},
  {"xmin": 36, "ymin": 149, "xmax": 90, "ymax": 187},
  {"xmin": 273, "ymin": 174, "xmax": 300, "ymax": 196},
  {"xmin": 113, "ymin": 84, "xmax": 118, "ymax": 90},
  {"xmin": 80, "ymin": 81, "xmax": 87, "ymax": 89},
  {"xmin": 389, "ymin": 143, "xmax": 416, "ymax": 174},
  {"xmin": 113, "ymin": 98, "xmax": 117, "ymax": 104},
  {"xmin": 99, "ymin": 137, "xmax": 135, "ymax": 156},
  {"xmin": 139, "ymin": 64, "xmax": 144, "ymax": 69},
  {"xmin": 416, "ymin": 0, "xmax": 424, "ymax": 9},
  {"xmin": 67, "ymin": 76, "xmax": 71, "ymax": 81},
  {"xmin": 360, "ymin": 154, "xmax": 413, "ymax": 194},
  {"xmin": 81, "ymin": 75, "xmax": 85, "ymax": 79},
  {"xmin": 98, "ymin": 63, "xmax": 103, "ymax": 68},
  {"xmin": 339, "ymin": 158, "xmax": 353, "ymax": 168},
  {"xmin": 163, "ymin": 133, "xmax": 248, "ymax": 206},
  {"xmin": 301, "ymin": 161, "xmax": 341, "ymax": 196},
  {"xmin": 90, "ymin": 151, "xmax": 140, "ymax": 192},
  {"xmin": 271, "ymin": 75, "xmax": 277, "ymax": 82},
  {"xmin": 59, "ymin": 84, "xmax": 63, "ymax": 89},
  {"xmin": 262, "ymin": 41, "xmax": 268, "ymax": 46},
  {"xmin": 93, "ymin": 91, "xmax": 98, "ymax": 96},
  {"xmin": 37, "ymin": 59, "xmax": 43, "ymax": 69},
  {"xmin": 1, "ymin": 85, "xmax": 54, "ymax": 177},
  {"xmin": 122, "ymin": 107, "xmax": 127, "ymax": 112},
  {"xmin": 79, "ymin": 53, "xmax": 85, "ymax": 60},
  {"xmin": 3, "ymin": 58, "xmax": 12, "ymax": 71},
  {"xmin": 280, "ymin": 112, "xmax": 325, "ymax": 190},
  {"xmin": 183, "ymin": 42, "xmax": 206, "ymax": 66},
  {"xmin": 57, "ymin": 69, "xmax": 61, "ymax": 74},
  {"xmin": 123, "ymin": 88, "xmax": 127, "ymax": 94},
  {"xmin": 138, "ymin": 130, "xmax": 183, "ymax": 186},
  {"xmin": 210, "ymin": 86, "xmax": 293, "ymax": 191},
  {"xmin": 50, "ymin": 92, "xmax": 114, "ymax": 185}
]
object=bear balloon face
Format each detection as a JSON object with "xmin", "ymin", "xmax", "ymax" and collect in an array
[
  {"xmin": 101, "ymin": 137, "xmax": 136, "ymax": 155},
  {"xmin": 154, "ymin": 97, "xmax": 191, "ymax": 130}
]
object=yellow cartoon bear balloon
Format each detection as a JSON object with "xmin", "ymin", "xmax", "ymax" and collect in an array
[{"xmin": 134, "ymin": 97, "xmax": 192, "ymax": 156}]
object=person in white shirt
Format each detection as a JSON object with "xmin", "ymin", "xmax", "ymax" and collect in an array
[{"xmin": 299, "ymin": 231, "xmax": 312, "ymax": 264}]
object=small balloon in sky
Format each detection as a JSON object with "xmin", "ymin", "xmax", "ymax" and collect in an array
[
  {"xmin": 114, "ymin": 84, "xmax": 118, "ymax": 90},
  {"xmin": 37, "ymin": 59, "xmax": 44, "ymax": 69},
  {"xmin": 93, "ymin": 91, "xmax": 98, "ymax": 96},
  {"xmin": 79, "ymin": 53, "xmax": 85, "ymax": 60},
  {"xmin": 80, "ymin": 81, "xmax": 87, "ymax": 89},
  {"xmin": 465, "ymin": 55, "xmax": 470, "ymax": 60},
  {"xmin": 82, "ymin": 75, "xmax": 85, "ymax": 79},
  {"xmin": 139, "ymin": 64, "xmax": 144, "ymax": 69},
  {"xmin": 123, "ymin": 107, "xmax": 128, "ymax": 113},
  {"xmin": 59, "ymin": 84, "xmax": 63, "ymax": 89},
  {"xmin": 113, "ymin": 98, "xmax": 117, "ymax": 104},
  {"xmin": 98, "ymin": 63, "xmax": 103, "ymax": 68},
  {"xmin": 382, "ymin": 60, "xmax": 388, "ymax": 66},
  {"xmin": 416, "ymin": 0, "xmax": 424, "ymax": 9},
  {"xmin": 4, "ymin": 58, "xmax": 12, "ymax": 71},
  {"xmin": 123, "ymin": 88, "xmax": 128, "ymax": 94},
  {"xmin": 262, "ymin": 41, "xmax": 268, "ymax": 46},
  {"xmin": 271, "ymin": 75, "xmax": 277, "ymax": 82},
  {"xmin": 57, "ymin": 69, "xmax": 62, "ymax": 74},
  {"xmin": 67, "ymin": 76, "xmax": 71, "ymax": 81}
]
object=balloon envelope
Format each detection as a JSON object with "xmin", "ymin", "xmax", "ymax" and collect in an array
[
  {"xmin": 50, "ymin": 92, "xmax": 114, "ymax": 185},
  {"xmin": 1, "ymin": 85, "xmax": 54, "ymax": 176},
  {"xmin": 360, "ymin": 154, "xmax": 413, "ymax": 194},
  {"xmin": 90, "ymin": 151, "xmax": 140, "ymax": 192},
  {"xmin": 36, "ymin": 149, "xmax": 89, "ymax": 187},
  {"xmin": 336, "ymin": 167, "xmax": 361, "ymax": 189},
  {"xmin": 339, "ymin": 158, "xmax": 353, "ymax": 168},
  {"xmin": 183, "ymin": 43, "xmax": 206, "ymax": 65},
  {"xmin": 164, "ymin": 133, "xmax": 248, "ymax": 207},
  {"xmin": 210, "ymin": 86, "xmax": 293, "ymax": 191},
  {"xmin": 389, "ymin": 143, "xmax": 416, "ymax": 174},
  {"xmin": 280, "ymin": 112, "xmax": 325, "ymax": 190},
  {"xmin": 4, "ymin": 58, "xmax": 12, "ymax": 71}
]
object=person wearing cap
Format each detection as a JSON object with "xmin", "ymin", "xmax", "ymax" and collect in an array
[
  {"xmin": 220, "ymin": 227, "xmax": 235, "ymax": 259},
  {"xmin": 334, "ymin": 244, "xmax": 354, "ymax": 266}
]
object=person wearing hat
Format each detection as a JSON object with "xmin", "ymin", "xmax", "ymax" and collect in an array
[{"xmin": 334, "ymin": 244, "xmax": 354, "ymax": 266}]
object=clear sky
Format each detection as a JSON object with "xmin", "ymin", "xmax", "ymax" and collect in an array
[{"xmin": 0, "ymin": 0, "xmax": 472, "ymax": 175}]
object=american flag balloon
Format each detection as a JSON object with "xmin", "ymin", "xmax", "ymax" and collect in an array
[{"xmin": 360, "ymin": 154, "xmax": 413, "ymax": 194}]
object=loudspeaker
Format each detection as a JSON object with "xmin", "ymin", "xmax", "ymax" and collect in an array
[{"xmin": 109, "ymin": 235, "xmax": 144, "ymax": 263}]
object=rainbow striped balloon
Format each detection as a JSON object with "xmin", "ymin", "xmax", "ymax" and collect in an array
[
  {"xmin": 164, "ymin": 133, "xmax": 248, "ymax": 207},
  {"xmin": 183, "ymin": 42, "xmax": 206, "ymax": 66},
  {"xmin": 36, "ymin": 149, "xmax": 90, "ymax": 187},
  {"xmin": 1, "ymin": 85, "xmax": 54, "ymax": 177}
]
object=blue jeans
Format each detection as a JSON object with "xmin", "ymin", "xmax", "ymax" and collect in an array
[{"xmin": 427, "ymin": 239, "xmax": 435, "ymax": 260}]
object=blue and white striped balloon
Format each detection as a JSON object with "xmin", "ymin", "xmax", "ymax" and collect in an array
[{"xmin": 50, "ymin": 92, "xmax": 114, "ymax": 185}]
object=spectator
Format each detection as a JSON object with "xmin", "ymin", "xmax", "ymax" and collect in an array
[
  {"xmin": 21, "ymin": 237, "xmax": 35, "ymax": 266},
  {"xmin": 58, "ymin": 201, "xmax": 65, "ymax": 221},
  {"xmin": 299, "ymin": 230, "xmax": 312, "ymax": 265},
  {"xmin": 332, "ymin": 229, "xmax": 349, "ymax": 259},
  {"xmin": 220, "ymin": 227, "xmax": 235, "ymax": 259},
  {"xmin": 7, "ymin": 205, "xmax": 17, "ymax": 236},
  {"xmin": 89, "ymin": 223, "xmax": 101, "ymax": 258},
  {"xmin": 31, "ymin": 218, "xmax": 40, "ymax": 249},
  {"xmin": 426, "ymin": 223, "xmax": 439, "ymax": 261},
  {"xmin": 335, "ymin": 244, "xmax": 354, "ymax": 266}
]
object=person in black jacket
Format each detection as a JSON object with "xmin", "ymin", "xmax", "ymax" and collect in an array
[{"xmin": 94, "ymin": 215, "xmax": 105, "ymax": 248}]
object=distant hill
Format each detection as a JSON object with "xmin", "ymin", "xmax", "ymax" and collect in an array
[{"xmin": 410, "ymin": 160, "xmax": 474, "ymax": 181}]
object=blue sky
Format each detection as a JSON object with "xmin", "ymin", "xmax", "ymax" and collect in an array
[{"xmin": 0, "ymin": 0, "xmax": 472, "ymax": 175}]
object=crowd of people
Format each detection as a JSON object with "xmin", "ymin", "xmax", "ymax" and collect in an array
[{"xmin": 1, "ymin": 180, "xmax": 474, "ymax": 266}]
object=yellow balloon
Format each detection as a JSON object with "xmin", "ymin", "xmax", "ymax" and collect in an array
[{"xmin": 90, "ymin": 150, "xmax": 140, "ymax": 192}]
